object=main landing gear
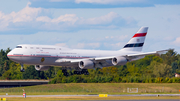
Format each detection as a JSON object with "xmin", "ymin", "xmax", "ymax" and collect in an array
[
  {"xmin": 20, "ymin": 64, "xmax": 25, "ymax": 72},
  {"xmin": 74, "ymin": 69, "xmax": 89, "ymax": 75},
  {"xmin": 61, "ymin": 68, "xmax": 89, "ymax": 76}
]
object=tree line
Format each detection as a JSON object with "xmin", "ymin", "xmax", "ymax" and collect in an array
[{"xmin": 0, "ymin": 48, "xmax": 179, "ymax": 83}]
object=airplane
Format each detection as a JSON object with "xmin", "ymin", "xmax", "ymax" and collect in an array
[{"xmin": 7, "ymin": 27, "xmax": 167, "ymax": 75}]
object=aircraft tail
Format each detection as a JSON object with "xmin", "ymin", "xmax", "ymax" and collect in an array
[{"xmin": 120, "ymin": 27, "xmax": 148, "ymax": 52}]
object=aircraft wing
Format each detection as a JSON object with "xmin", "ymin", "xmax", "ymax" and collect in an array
[
  {"xmin": 94, "ymin": 49, "xmax": 169, "ymax": 61},
  {"xmin": 125, "ymin": 49, "xmax": 169, "ymax": 60},
  {"xmin": 55, "ymin": 49, "xmax": 169, "ymax": 66},
  {"xmin": 127, "ymin": 49, "xmax": 168, "ymax": 57}
]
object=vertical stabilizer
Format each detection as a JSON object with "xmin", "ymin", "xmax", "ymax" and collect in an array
[{"xmin": 120, "ymin": 27, "xmax": 148, "ymax": 52}]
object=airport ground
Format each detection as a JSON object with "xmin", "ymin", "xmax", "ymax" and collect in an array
[
  {"xmin": 0, "ymin": 83, "xmax": 179, "ymax": 100},
  {"xmin": 0, "ymin": 83, "xmax": 179, "ymax": 95}
]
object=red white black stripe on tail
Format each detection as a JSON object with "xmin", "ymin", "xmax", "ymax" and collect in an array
[{"xmin": 121, "ymin": 27, "xmax": 148, "ymax": 52}]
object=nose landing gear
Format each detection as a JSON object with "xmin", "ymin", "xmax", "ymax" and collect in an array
[{"xmin": 20, "ymin": 64, "xmax": 25, "ymax": 72}]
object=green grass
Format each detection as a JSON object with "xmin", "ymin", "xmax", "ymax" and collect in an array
[{"xmin": 0, "ymin": 83, "xmax": 180, "ymax": 95}]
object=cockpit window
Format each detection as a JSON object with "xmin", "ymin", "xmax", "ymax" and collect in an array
[{"xmin": 16, "ymin": 46, "xmax": 22, "ymax": 48}]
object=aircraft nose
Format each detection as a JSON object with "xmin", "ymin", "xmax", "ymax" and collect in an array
[
  {"xmin": 7, "ymin": 50, "xmax": 22, "ymax": 62},
  {"xmin": 7, "ymin": 51, "xmax": 13, "ymax": 59}
]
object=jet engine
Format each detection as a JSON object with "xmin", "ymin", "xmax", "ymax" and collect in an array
[
  {"xmin": 112, "ymin": 56, "xmax": 128, "ymax": 66},
  {"xmin": 79, "ymin": 60, "xmax": 94, "ymax": 69},
  {"xmin": 35, "ymin": 65, "xmax": 51, "ymax": 71}
]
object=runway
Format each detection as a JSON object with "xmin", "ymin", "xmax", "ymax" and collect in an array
[
  {"xmin": 92, "ymin": 100, "xmax": 179, "ymax": 101},
  {"xmin": 0, "ymin": 80, "xmax": 49, "ymax": 87},
  {"xmin": 0, "ymin": 94, "xmax": 179, "ymax": 97}
]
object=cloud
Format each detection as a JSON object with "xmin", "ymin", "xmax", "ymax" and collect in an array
[
  {"xmin": 36, "ymin": 16, "xmax": 51, "ymax": 22},
  {"xmin": 37, "ymin": 12, "xmax": 136, "ymax": 30},
  {"xmin": 12, "ymin": 2, "xmax": 41, "ymax": 23},
  {"xmin": 172, "ymin": 37, "xmax": 180, "ymax": 46},
  {"xmin": 29, "ymin": 0, "xmax": 180, "ymax": 9},
  {"xmin": 36, "ymin": 14, "xmax": 79, "ymax": 27},
  {"xmin": 163, "ymin": 36, "xmax": 174, "ymax": 41},
  {"xmin": 34, "ymin": 0, "xmax": 144, "ymax": 4},
  {"xmin": 88, "ymin": 43, "xmax": 100, "ymax": 48},
  {"xmin": 105, "ymin": 35, "xmax": 128, "ymax": 41},
  {"xmin": 0, "ymin": 2, "xmax": 136, "ymax": 33},
  {"xmin": 0, "ymin": 2, "xmax": 42, "ymax": 31},
  {"xmin": 103, "ymin": 42, "xmax": 125, "ymax": 50},
  {"xmin": 55, "ymin": 43, "xmax": 68, "ymax": 47},
  {"xmin": 74, "ymin": 43, "xmax": 85, "ymax": 49},
  {"xmin": 75, "ymin": 0, "xmax": 144, "ymax": 4},
  {"xmin": 49, "ymin": 0, "xmax": 71, "ymax": 2},
  {"xmin": 79, "ymin": 12, "xmax": 118, "ymax": 25},
  {"xmin": 77, "ymin": 12, "xmax": 136, "ymax": 29}
]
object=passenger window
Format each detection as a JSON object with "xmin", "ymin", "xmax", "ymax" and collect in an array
[{"xmin": 16, "ymin": 46, "xmax": 22, "ymax": 48}]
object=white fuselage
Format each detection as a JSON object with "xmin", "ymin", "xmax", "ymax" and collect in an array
[{"xmin": 7, "ymin": 44, "xmax": 140, "ymax": 67}]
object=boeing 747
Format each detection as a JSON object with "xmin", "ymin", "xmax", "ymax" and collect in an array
[{"xmin": 7, "ymin": 27, "xmax": 167, "ymax": 75}]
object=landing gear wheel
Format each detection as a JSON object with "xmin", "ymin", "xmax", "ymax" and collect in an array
[
  {"xmin": 85, "ymin": 71, "xmax": 89, "ymax": 75},
  {"xmin": 62, "ymin": 69, "xmax": 69, "ymax": 76},
  {"xmin": 74, "ymin": 71, "xmax": 81, "ymax": 75},
  {"xmin": 20, "ymin": 68, "xmax": 25, "ymax": 72},
  {"xmin": 74, "ymin": 71, "xmax": 77, "ymax": 74},
  {"xmin": 82, "ymin": 69, "xmax": 89, "ymax": 75}
]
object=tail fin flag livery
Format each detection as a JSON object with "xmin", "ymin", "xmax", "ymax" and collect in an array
[
  {"xmin": 121, "ymin": 27, "xmax": 148, "ymax": 52},
  {"xmin": 7, "ymin": 27, "xmax": 169, "ymax": 75}
]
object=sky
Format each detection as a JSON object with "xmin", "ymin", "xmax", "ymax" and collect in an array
[{"xmin": 0, "ymin": 0, "xmax": 180, "ymax": 53}]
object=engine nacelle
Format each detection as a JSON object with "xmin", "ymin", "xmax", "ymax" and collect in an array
[
  {"xmin": 112, "ymin": 56, "xmax": 128, "ymax": 66},
  {"xmin": 79, "ymin": 60, "xmax": 94, "ymax": 69},
  {"xmin": 35, "ymin": 65, "xmax": 51, "ymax": 71}
]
